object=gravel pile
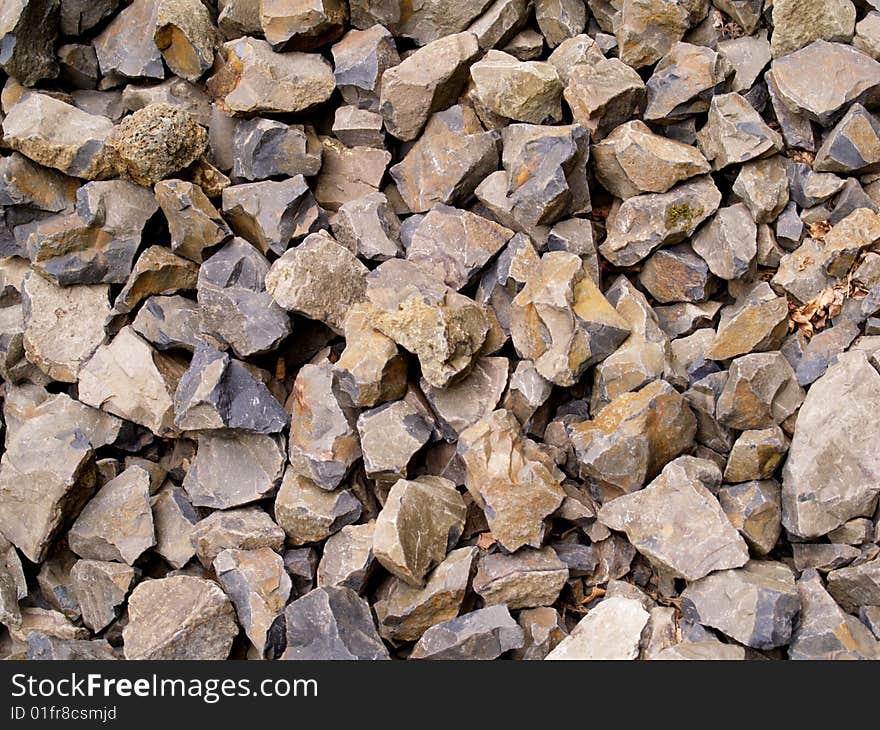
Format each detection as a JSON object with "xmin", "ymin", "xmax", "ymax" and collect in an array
[{"xmin": 1, "ymin": 0, "xmax": 880, "ymax": 660}]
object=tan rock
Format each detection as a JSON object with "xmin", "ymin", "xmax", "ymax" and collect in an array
[
  {"xmin": 373, "ymin": 476, "xmax": 467, "ymax": 587},
  {"xmin": 78, "ymin": 327, "xmax": 187, "ymax": 436},
  {"xmin": 458, "ymin": 409, "xmax": 565, "ymax": 552},
  {"xmin": 154, "ymin": 0, "xmax": 217, "ymax": 82},
  {"xmin": 21, "ymin": 271, "xmax": 109, "ymax": 383},
  {"xmin": 510, "ymin": 251, "xmax": 630, "ymax": 387}
]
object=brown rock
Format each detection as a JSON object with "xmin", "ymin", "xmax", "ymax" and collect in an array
[
  {"xmin": 570, "ymin": 380, "xmax": 697, "ymax": 496},
  {"xmin": 718, "ymin": 479, "xmax": 783, "ymax": 556},
  {"xmin": 154, "ymin": 0, "xmax": 216, "ymax": 82},
  {"xmin": 155, "ymin": 180, "xmax": 232, "ymax": 263}
]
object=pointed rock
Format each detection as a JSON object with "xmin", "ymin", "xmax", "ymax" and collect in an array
[
  {"xmin": 275, "ymin": 471, "xmax": 361, "ymax": 546},
  {"xmin": 410, "ymin": 604, "xmax": 523, "ymax": 660},
  {"xmin": 70, "ymin": 559, "xmax": 135, "ymax": 633},
  {"xmin": 598, "ymin": 456, "xmax": 749, "ymax": 580},
  {"xmin": 458, "ymin": 410, "xmax": 565, "ymax": 552},
  {"xmin": 214, "ymin": 547, "xmax": 291, "ymax": 656}
]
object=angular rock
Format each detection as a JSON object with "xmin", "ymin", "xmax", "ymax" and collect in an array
[
  {"xmin": 366, "ymin": 259, "xmax": 490, "ymax": 388},
  {"xmin": 174, "ymin": 345, "xmax": 288, "ymax": 433},
  {"xmin": 733, "ymin": 156, "xmax": 790, "ymax": 225},
  {"xmin": 214, "ymin": 547, "xmax": 291, "ymax": 655},
  {"xmin": 68, "ymin": 466, "xmax": 154, "ymax": 565},
  {"xmin": 190, "ymin": 507, "xmax": 285, "ymax": 568},
  {"xmin": 725, "ymin": 426, "xmax": 789, "ymax": 483},
  {"xmin": 151, "ymin": 483, "xmax": 198, "ymax": 569},
  {"xmin": 282, "ymin": 586, "xmax": 389, "ymax": 660},
  {"xmin": 821, "ymin": 207, "xmax": 880, "ymax": 277},
  {"xmin": 131, "ymin": 296, "xmax": 203, "ymax": 353},
  {"xmin": 390, "ymin": 104, "xmax": 499, "ymax": 214},
  {"xmin": 563, "ymin": 57, "xmax": 645, "ymax": 139},
  {"xmin": 357, "ymin": 400, "xmax": 433, "ymax": 482},
  {"xmin": 222, "ymin": 177, "xmax": 325, "ymax": 256},
  {"xmin": 70, "ymin": 559, "xmax": 135, "ymax": 633},
  {"xmin": 317, "ymin": 522, "xmax": 376, "ymax": 592},
  {"xmin": 718, "ymin": 479, "xmax": 782, "ymax": 555},
  {"xmin": 697, "ymin": 92, "xmax": 783, "ymax": 170},
  {"xmin": 20, "ymin": 271, "xmax": 108, "ymax": 383},
  {"xmin": 458, "ymin": 410, "xmax": 565, "ymax": 552},
  {"xmin": 470, "ymin": 50, "xmax": 563, "ymax": 124},
  {"xmin": 510, "ymin": 607, "xmax": 567, "ymax": 660},
  {"xmin": 410, "ymin": 604, "xmax": 523, "ymax": 660},
  {"xmin": 814, "ymin": 103, "xmax": 880, "ymax": 175},
  {"xmin": 287, "ymin": 362, "xmax": 361, "ymax": 489},
  {"xmin": 2, "ymin": 94, "xmax": 115, "ymax": 180},
  {"xmin": 93, "ymin": 0, "xmax": 163, "ymax": 80},
  {"xmin": 570, "ymin": 380, "xmax": 696, "ymax": 495},
  {"xmin": 827, "ymin": 558, "xmax": 880, "ymax": 615},
  {"xmin": 111, "ymin": 245, "xmax": 198, "ymax": 317},
  {"xmin": 275, "ymin": 470, "xmax": 361, "ymax": 546},
  {"xmin": 184, "ymin": 431, "xmax": 285, "ymax": 509},
  {"xmin": 706, "ymin": 282, "xmax": 788, "ymax": 361},
  {"xmin": 599, "ymin": 456, "xmax": 749, "ymax": 580},
  {"xmin": 313, "ymin": 137, "xmax": 390, "ymax": 212},
  {"xmin": 154, "ymin": 0, "xmax": 216, "ymax": 81},
  {"xmin": 716, "ymin": 352, "xmax": 805, "ymax": 430},
  {"xmin": 379, "ymin": 32, "xmax": 480, "ymax": 141},
  {"xmin": 332, "ymin": 193, "xmax": 401, "ymax": 262},
  {"xmin": 682, "ymin": 561, "xmax": 799, "ymax": 649},
  {"xmin": 332, "ymin": 106, "xmax": 385, "ymax": 148},
  {"xmin": 719, "ymin": 30, "xmax": 771, "ymax": 93},
  {"xmin": 332, "ymin": 303, "xmax": 407, "ymax": 408},
  {"xmin": 473, "ymin": 547, "xmax": 568, "ymax": 610},
  {"xmin": 771, "ymin": 0, "xmax": 856, "ymax": 58},
  {"xmin": 616, "ymin": 0, "xmax": 703, "ymax": 69},
  {"xmin": 0, "ymin": 0, "xmax": 59, "ymax": 86},
  {"xmin": 155, "ymin": 180, "xmax": 231, "ymax": 263},
  {"xmin": 600, "ymin": 175, "xmax": 721, "ymax": 266},
  {"xmin": 406, "ymin": 205, "xmax": 513, "ymax": 291},
  {"xmin": 79, "ymin": 327, "xmax": 186, "ymax": 436},
  {"xmin": 768, "ymin": 41, "xmax": 880, "ymax": 126},
  {"xmin": 232, "ymin": 119, "xmax": 322, "ymax": 181},
  {"xmin": 654, "ymin": 642, "xmax": 746, "ymax": 660},
  {"xmin": 266, "ymin": 232, "xmax": 367, "ymax": 334},
  {"xmin": 644, "ymin": 42, "xmax": 732, "ymax": 122},
  {"xmin": 373, "ymin": 476, "xmax": 466, "ymax": 587},
  {"xmin": 510, "ymin": 251, "xmax": 629, "ymax": 386},
  {"xmin": 0, "ymin": 390, "xmax": 121, "ymax": 563},
  {"xmin": 795, "ymin": 321, "xmax": 861, "ymax": 386},
  {"xmin": 546, "ymin": 597, "xmax": 650, "ymax": 660},
  {"xmin": 783, "ymin": 352, "xmax": 880, "ymax": 538},
  {"xmin": 374, "ymin": 545, "xmax": 476, "ymax": 642},
  {"xmin": 593, "ymin": 120, "xmax": 710, "ymax": 199},
  {"xmin": 789, "ymin": 570, "xmax": 880, "ymax": 660},
  {"xmin": 422, "ymin": 356, "xmax": 509, "ymax": 440},
  {"xmin": 792, "ymin": 543, "xmax": 860, "ymax": 573},
  {"xmin": 639, "ymin": 244, "xmax": 713, "ymax": 304},
  {"xmin": 260, "ymin": 0, "xmax": 347, "ymax": 50},
  {"xmin": 123, "ymin": 576, "xmax": 238, "ymax": 660},
  {"xmin": 208, "ymin": 38, "xmax": 336, "ymax": 114},
  {"xmin": 535, "ymin": 0, "xmax": 586, "ymax": 47},
  {"xmin": 197, "ymin": 238, "xmax": 291, "ymax": 358},
  {"xmin": 332, "ymin": 25, "xmax": 400, "ymax": 111}
]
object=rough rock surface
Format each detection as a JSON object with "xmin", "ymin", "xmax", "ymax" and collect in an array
[{"xmin": 5, "ymin": 0, "xmax": 880, "ymax": 664}]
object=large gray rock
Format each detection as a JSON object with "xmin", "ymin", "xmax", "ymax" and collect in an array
[
  {"xmin": 68, "ymin": 466, "xmax": 155, "ymax": 565},
  {"xmin": 598, "ymin": 456, "xmax": 749, "ymax": 581},
  {"xmin": 410, "ymin": 605, "xmax": 524, "ymax": 659},
  {"xmin": 681, "ymin": 561, "xmax": 800, "ymax": 649},
  {"xmin": 282, "ymin": 586, "xmax": 389, "ymax": 660},
  {"xmin": 174, "ymin": 345, "xmax": 289, "ymax": 433},
  {"xmin": 783, "ymin": 353, "xmax": 880, "ymax": 538},
  {"xmin": 0, "ymin": 390, "xmax": 120, "ymax": 562}
]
